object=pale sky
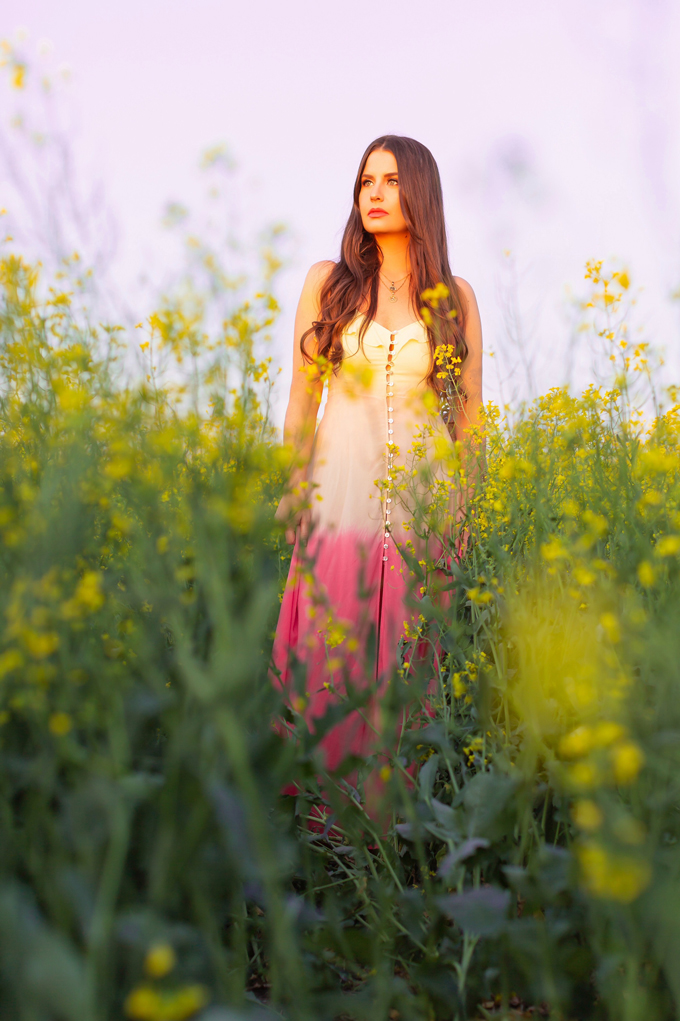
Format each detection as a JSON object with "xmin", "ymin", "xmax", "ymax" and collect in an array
[{"xmin": 2, "ymin": 0, "xmax": 679, "ymax": 418}]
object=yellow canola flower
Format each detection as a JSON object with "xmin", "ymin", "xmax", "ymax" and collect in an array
[
  {"xmin": 104, "ymin": 455, "xmax": 135, "ymax": 480},
  {"xmin": 571, "ymin": 799, "xmax": 603, "ymax": 831},
  {"xmin": 559, "ymin": 725, "xmax": 593, "ymax": 759},
  {"xmin": 125, "ymin": 986, "xmax": 161, "ymax": 1020},
  {"xmin": 451, "ymin": 672, "xmax": 467, "ymax": 698},
  {"xmin": 0, "ymin": 648, "xmax": 23, "ymax": 678},
  {"xmin": 655, "ymin": 534, "xmax": 680, "ymax": 557},
  {"xmin": 433, "ymin": 435, "xmax": 451, "ymax": 461},
  {"xmin": 567, "ymin": 761, "xmax": 600, "ymax": 789},
  {"xmin": 637, "ymin": 560, "xmax": 656, "ymax": 587},
  {"xmin": 573, "ymin": 566, "xmax": 596, "ymax": 587},
  {"xmin": 23, "ymin": 630, "xmax": 60, "ymax": 659},
  {"xmin": 559, "ymin": 721, "xmax": 627, "ymax": 760},
  {"xmin": 592, "ymin": 720, "xmax": 627, "ymax": 747},
  {"xmin": 637, "ymin": 446, "xmax": 676, "ymax": 475},
  {"xmin": 125, "ymin": 984, "xmax": 208, "ymax": 1021},
  {"xmin": 610, "ymin": 741, "xmax": 645, "ymax": 784},
  {"xmin": 599, "ymin": 612, "xmax": 620, "ymax": 644},
  {"xmin": 541, "ymin": 537, "xmax": 568, "ymax": 562},
  {"xmin": 48, "ymin": 712, "xmax": 72, "ymax": 736},
  {"xmin": 144, "ymin": 943, "xmax": 176, "ymax": 979},
  {"xmin": 577, "ymin": 842, "xmax": 651, "ymax": 903}
]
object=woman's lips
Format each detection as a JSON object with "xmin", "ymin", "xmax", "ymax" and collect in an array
[{"xmin": 368, "ymin": 209, "xmax": 388, "ymax": 218}]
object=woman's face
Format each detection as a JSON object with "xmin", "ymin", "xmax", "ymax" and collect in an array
[{"xmin": 358, "ymin": 149, "xmax": 408, "ymax": 236}]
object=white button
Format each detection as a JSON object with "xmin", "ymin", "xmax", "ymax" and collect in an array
[
  {"xmin": 383, "ymin": 543, "xmax": 389, "ymax": 549},
  {"xmin": 388, "ymin": 430, "xmax": 393, "ymax": 435},
  {"xmin": 388, "ymin": 407, "xmax": 393, "ymax": 411},
  {"xmin": 387, "ymin": 498, "xmax": 392, "ymax": 503},
  {"xmin": 388, "ymin": 418, "xmax": 394, "ymax": 423},
  {"xmin": 383, "ymin": 556, "xmax": 388, "ymax": 562}
]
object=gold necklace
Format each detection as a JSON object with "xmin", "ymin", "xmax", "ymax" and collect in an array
[{"xmin": 379, "ymin": 272, "xmax": 410, "ymax": 303}]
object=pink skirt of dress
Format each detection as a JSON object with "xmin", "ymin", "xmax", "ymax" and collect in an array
[{"xmin": 272, "ymin": 317, "xmax": 457, "ymax": 774}]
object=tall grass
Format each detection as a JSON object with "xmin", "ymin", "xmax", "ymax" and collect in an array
[{"xmin": 0, "ymin": 235, "xmax": 679, "ymax": 1021}]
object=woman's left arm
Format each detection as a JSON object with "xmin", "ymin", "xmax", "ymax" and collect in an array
[
  {"xmin": 453, "ymin": 276, "xmax": 483, "ymax": 447},
  {"xmin": 451, "ymin": 278, "xmax": 484, "ymax": 551}
]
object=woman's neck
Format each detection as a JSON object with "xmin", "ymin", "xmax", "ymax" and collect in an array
[{"xmin": 376, "ymin": 233, "xmax": 411, "ymax": 281}]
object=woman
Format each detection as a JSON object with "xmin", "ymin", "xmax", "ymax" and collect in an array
[{"xmin": 274, "ymin": 135, "xmax": 483, "ymax": 778}]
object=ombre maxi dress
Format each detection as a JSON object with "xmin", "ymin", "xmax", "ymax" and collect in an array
[{"xmin": 273, "ymin": 314, "xmax": 456, "ymax": 771}]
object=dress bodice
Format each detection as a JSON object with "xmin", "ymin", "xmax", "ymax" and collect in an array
[{"xmin": 328, "ymin": 315, "xmax": 432, "ymax": 400}]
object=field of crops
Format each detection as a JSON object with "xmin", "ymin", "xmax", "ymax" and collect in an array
[{"xmin": 0, "ymin": 244, "xmax": 679, "ymax": 1021}]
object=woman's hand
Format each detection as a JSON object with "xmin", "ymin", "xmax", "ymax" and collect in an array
[{"xmin": 275, "ymin": 487, "xmax": 312, "ymax": 546}]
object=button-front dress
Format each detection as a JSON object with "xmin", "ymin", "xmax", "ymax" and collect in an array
[{"xmin": 273, "ymin": 314, "xmax": 456, "ymax": 771}]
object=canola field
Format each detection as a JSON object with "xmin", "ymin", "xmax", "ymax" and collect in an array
[{"xmin": 0, "ymin": 245, "xmax": 679, "ymax": 1021}]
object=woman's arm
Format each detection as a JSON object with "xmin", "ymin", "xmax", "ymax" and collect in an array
[
  {"xmin": 453, "ymin": 276, "xmax": 483, "ymax": 446},
  {"xmin": 451, "ymin": 278, "xmax": 484, "ymax": 548},
  {"xmin": 275, "ymin": 260, "xmax": 334, "ymax": 544}
]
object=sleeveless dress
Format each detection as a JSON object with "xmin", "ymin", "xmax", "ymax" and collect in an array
[{"xmin": 273, "ymin": 314, "xmax": 456, "ymax": 771}]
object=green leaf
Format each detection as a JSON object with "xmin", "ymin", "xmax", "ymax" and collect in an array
[
  {"xmin": 437, "ymin": 886, "xmax": 511, "ymax": 936},
  {"xmin": 458, "ymin": 770, "xmax": 520, "ymax": 841}
]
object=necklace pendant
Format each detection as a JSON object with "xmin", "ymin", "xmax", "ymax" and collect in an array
[{"xmin": 389, "ymin": 295, "xmax": 397, "ymax": 303}]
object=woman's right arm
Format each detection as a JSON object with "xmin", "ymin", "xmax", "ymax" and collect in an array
[{"xmin": 275, "ymin": 260, "xmax": 334, "ymax": 544}]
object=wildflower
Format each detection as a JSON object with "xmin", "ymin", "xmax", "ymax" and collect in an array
[
  {"xmin": 574, "ymin": 566, "xmax": 596, "ymax": 587},
  {"xmin": 611, "ymin": 741, "xmax": 644, "ymax": 784},
  {"xmin": 48, "ymin": 712, "xmax": 72, "ymax": 736},
  {"xmin": 541, "ymin": 537, "xmax": 568, "ymax": 561},
  {"xmin": 125, "ymin": 986, "xmax": 161, "ymax": 1020},
  {"xmin": 144, "ymin": 943, "xmax": 176, "ymax": 979},
  {"xmin": 559, "ymin": 725, "xmax": 593, "ymax": 759},
  {"xmin": 637, "ymin": 560, "xmax": 656, "ymax": 587},
  {"xmin": 592, "ymin": 720, "xmax": 627, "ymax": 746},
  {"xmin": 161, "ymin": 985, "xmax": 208, "ymax": 1020},
  {"xmin": 599, "ymin": 613, "xmax": 620, "ymax": 644},
  {"xmin": 451, "ymin": 672, "xmax": 467, "ymax": 698},
  {"xmin": 0, "ymin": 648, "xmax": 23, "ymax": 678},
  {"xmin": 567, "ymin": 761, "xmax": 600, "ymax": 789},
  {"xmin": 571, "ymin": 799, "xmax": 603, "ymax": 831},
  {"xmin": 577, "ymin": 842, "xmax": 651, "ymax": 903},
  {"xmin": 24, "ymin": 630, "xmax": 60, "ymax": 659},
  {"xmin": 655, "ymin": 535, "xmax": 680, "ymax": 557}
]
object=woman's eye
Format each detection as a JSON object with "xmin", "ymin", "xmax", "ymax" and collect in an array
[
  {"xmin": 362, "ymin": 179, "xmax": 372, "ymax": 187},
  {"xmin": 388, "ymin": 178, "xmax": 398, "ymax": 186}
]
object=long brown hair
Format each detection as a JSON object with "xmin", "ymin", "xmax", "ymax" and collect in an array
[{"xmin": 301, "ymin": 135, "xmax": 467, "ymax": 394}]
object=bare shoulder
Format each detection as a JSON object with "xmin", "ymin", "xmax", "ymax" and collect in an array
[
  {"xmin": 303, "ymin": 259, "xmax": 335, "ymax": 295},
  {"xmin": 453, "ymin": 275, "xmax": 479, "ymax": 311},
  {"xmin": 294, "ymin": 261, "xmax": 336, "ymax": 334}
]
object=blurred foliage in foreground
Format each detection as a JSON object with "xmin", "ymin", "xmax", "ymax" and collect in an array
[{"xmin": 0, "ymin": 241, "xmax": 680, "ymax": 1021}]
